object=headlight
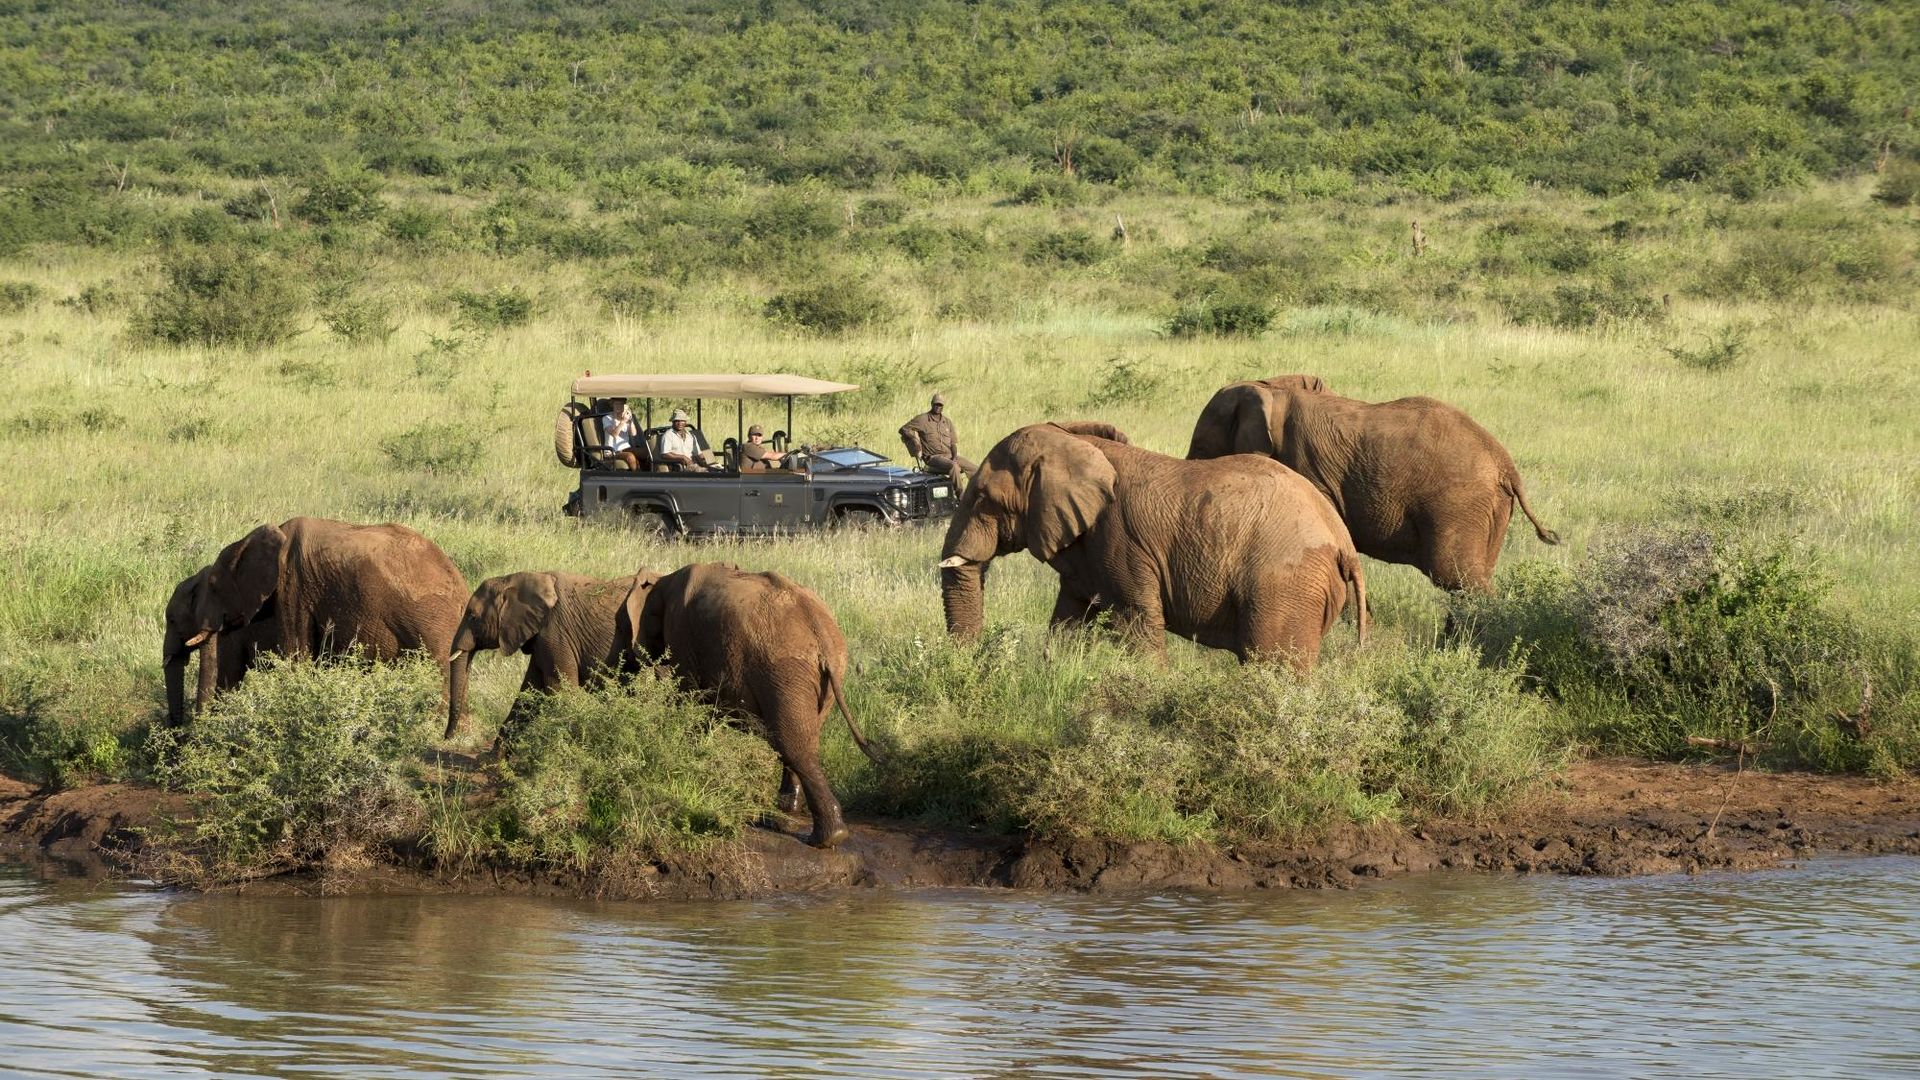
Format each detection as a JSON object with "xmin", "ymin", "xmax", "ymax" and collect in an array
[{"xmin": 887, "ymin": 488, "xmax": 909, "ymax": 506}]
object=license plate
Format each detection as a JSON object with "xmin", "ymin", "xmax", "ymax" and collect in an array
[{"xmin": 932, "ymin": 486, "xmax": 951, "ymax": 498}]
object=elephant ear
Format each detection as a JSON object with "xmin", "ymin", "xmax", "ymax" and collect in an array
[
  {"xmin": 1018, "ymin": 427, "xmax": 1117, "ymax": 563},
  {"xmin": 496, "ymin": 572, "xmax": 560, "ymax": 655},
  {"xmin": 1264, "ymin": 374, "xmax": 1327, "ymax": 394},
  {"xmin": 620, "ymin": 571, "xmax": 661, "ymax": 656},
  {"xmin": 636, "ymin": 576, "xmax": 672, "ymax": 661},
  {"xmin": 207, "ymin": 524, "xmax": 287, "ymax": 629}
]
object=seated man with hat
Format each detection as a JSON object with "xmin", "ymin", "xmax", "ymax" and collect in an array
[
  {"xmin": 654, "ymin": 408, "xmax": 716, "ymax": 471},
  {"xmin": 738, "ymin": 424, "xmax": 786, "ymax": 470},
  {"xmin": 899, "ymin": 392, "xmax": 975, "ymax": 486}
]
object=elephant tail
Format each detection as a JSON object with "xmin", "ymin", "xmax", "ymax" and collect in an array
[
  {"xmin": 1506, "ymin": 470, "xmax": 1560, "ymax": 546},
  {"xmin": 1340, "ymin": 550, "xmax": 1369, "ymax": 647},
  {"xmin": 825, "ymin": 661, "xmax": 886, "ymax": 766}
]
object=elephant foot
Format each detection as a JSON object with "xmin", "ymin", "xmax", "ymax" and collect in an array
[{"xmin": 806, "ymin": 823, "xmax": 851, "ymax": 850}]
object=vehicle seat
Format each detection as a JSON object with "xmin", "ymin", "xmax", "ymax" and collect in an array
[{"xmin": 579, "ymin": 401, "xmax": 645, "ymax": 471}]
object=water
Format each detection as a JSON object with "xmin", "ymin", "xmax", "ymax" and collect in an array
[{"xmin": 2, "ymin": 857, "xmax": 1917, "ymax": 1078}]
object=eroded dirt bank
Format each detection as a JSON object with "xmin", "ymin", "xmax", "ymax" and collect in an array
[{"xmin": 3, "ymin": 760, "xmax": 1917, "ymax": 899}]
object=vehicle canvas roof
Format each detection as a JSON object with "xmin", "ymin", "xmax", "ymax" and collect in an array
[{"xmin": 571, "ymin": 374, "xmax": 860, "ymax": 399}]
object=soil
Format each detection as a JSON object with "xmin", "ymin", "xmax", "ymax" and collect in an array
[{"xmin": 2, "ymin": 759, "xmax": 1916, "ymax": 899}]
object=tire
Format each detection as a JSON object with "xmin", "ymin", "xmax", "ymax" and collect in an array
[
  {"xmin": 625, "ymin": 504, "xmax": 678, "ymax": 538},
  {"xmin": 554, "ymin": 402, "xmax": 588, "ymax": 467},
  {"xmin": 832, "ymin": 507, "xmax": 889, "ymax": 531}
]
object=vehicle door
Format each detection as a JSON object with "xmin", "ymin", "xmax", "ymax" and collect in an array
[
  {"xmin": 668, "ymin": 472, "xmax": 742, "ymax": 534},
  {"xmin": 739, "ymin": 470, "xmax": 813, "ymax": 532}
]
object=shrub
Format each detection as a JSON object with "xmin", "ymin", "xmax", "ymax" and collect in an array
[
  {"xmin": 438, "ymin": 678, "xmax": 778, "ymax": 870},
  {"xmin": 379, "ymin": 421, "xmax": 484, "ymax": 472},
  {"xmin": 294, "ymin": 169, "xmax": 386, "ymax": 225},
  {"xmin": 596, "ymin": 272, "xmax": 678, "ymax": 318},
  {"xmin": 0, "ymin": 280, "xmax": 43, "ymax": 313},
  {"xmin": 1500, "ymin": 282, "xmax": 1661, "ymax": 330},
  {"xmin": 146, "ymin": 656, "xmax": 438, "ymax": 879},
  {"xmin": 0, "ymin": 672, "xmax": 136, "ymax": 790},
  {"xmin": 1872, "ymin": 161, "xmax": 1920, "ymax": 208},
  {"xmin": 1081, "ymin": 353, "xmax": 1164, "ymax": 407},
  {"xmin": 451, "ymin": 287, "xmax": 534, "ymax": 329},
  {"xmin": 1162, "ymin": 295, "xmax": 1274, "ymax": 338},
  {"xmin": 765, "ymin": 277, "xmax": 892, "ymax": 334},
  {"xmin": 1012, "ymin": 173, "xmax": 1087, "ymax": 207},
  {"xmin": 319, "ymin": 293, "xmax": 398, "ymax": 344},
  {"xmin": 131, "ymin": 249, "xmax": 304, "ymax": 348},
  {"xmin": 383, "ymin": 206, "xmax": 445, "ymax": 245},
  {"xmin": 1664, "ymin": 325, "xmax": 1750, "ymax": 371},
  {"xmin": 1026, "ymin": 228, "xmax": 1106, "ymax": 267},
  {"xmin": 1452, "ymin": 527, "xmax": 1905, "ymax": 771}
]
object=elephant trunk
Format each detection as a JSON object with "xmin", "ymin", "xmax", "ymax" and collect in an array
[
  {"xmin": 164, "ymin": 644, "xmax": 188, "ymax": 728},
  {"xmin": 193, "ymin": 630, "xmax": 221, "ymax": 717},
  {"xmin": 445, "ymin": 650, "xmax": 471, "ymax": 739},
  {"xmin": 940, "ymin": 561, "xmax": 986, "ymax": 641}
]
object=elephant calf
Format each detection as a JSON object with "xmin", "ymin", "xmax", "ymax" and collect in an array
[
  {"xmin": 640, "ymin": 562, "xmax": 884, "ymax": 849},
  {"xmin": 939, "ymin": 421, "xmax": 1367, "ymax": 669},
  {"xmin": 447, "ymin": 569, "xmax": 660, "ymax": 739},
  {"xmin": 1187, "ymin": 375, "xmax": 1559, "ymax": 592}
]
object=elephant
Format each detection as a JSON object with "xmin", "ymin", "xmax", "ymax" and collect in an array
[
  {"xmin": 639, "ymin": 562, "xmax": 884, "ymax": 849},
  {"xmin": 447, "ymin": 569, "xmax": 661, "ymax": 740},
  {"xmin": 162, "ymin": 517, "xmax": 469, "ymax": 729},
  {"xmin": 1186, "ymin": 375, "xmax": 1559, "ymax": 592},
  {"xmin": 162, "ymin": 566, "xmax": 280, "ymax": 721},
  {"xmin": 938, "ymin": 421, "xmax": 1367, "ymax": 669}
]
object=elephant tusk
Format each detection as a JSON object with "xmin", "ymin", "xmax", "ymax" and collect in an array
[
  {"xmin": 448, "ymin": 649, "xmax": 464, "ymax": 662},
  {"xmin": 183, "ymin": 629, "xmax": 212, "ymax": 648},
  {"xmin": 937, "ymin": 555, "xmax": 970, "ymax": 569}
]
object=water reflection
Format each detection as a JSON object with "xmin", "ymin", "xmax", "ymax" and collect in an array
[{"xmin": 2, "ymin": 857, "xmax": 1917, "ymax": 1077}]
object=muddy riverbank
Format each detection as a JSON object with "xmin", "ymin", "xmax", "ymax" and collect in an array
[{"xmin": 4, "ymin": 759, "xmax": 1917, "ymax": 898}]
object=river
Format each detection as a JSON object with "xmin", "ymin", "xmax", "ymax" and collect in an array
[{"xmin": 2, "ymin": 856, "xmax": 1916, "ymax": 1077}]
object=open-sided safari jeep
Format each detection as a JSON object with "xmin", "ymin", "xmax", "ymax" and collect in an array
[{"xmin": 557, "ymin": 373, "xmax": 959, "ymax": 536}]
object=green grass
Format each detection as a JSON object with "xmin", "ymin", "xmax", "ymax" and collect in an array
[{"xmin": 1, "ymin": 171, "xmax": 1916, "ymax": 878}]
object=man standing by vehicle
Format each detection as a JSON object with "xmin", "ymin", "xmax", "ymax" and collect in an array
[
  {"xmin": 655, "ymin": 408, "xmax": 713, "ymax": 471},
  {"xmin": 899, "ymin": 393, "xmax": 974, "ymax": 487}
]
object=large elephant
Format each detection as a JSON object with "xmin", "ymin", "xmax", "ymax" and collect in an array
[
  {"xmin": 639, "ymin": 562, "xmax": 884, "ymax": 849},
  {"xmin": 1186, "ymin": 375, "xmax": 1559, "ymax": 591},
  {"xmin": 938, "ymin": 421, "xmax": 1367, "ymax": 669},
  {"xmin": 162, "ymin": 517, "xmax": 468, "ymax": 728},
  {"xmin": 447, "ymin": 569, "xmax": 660, "ymax": 739}
]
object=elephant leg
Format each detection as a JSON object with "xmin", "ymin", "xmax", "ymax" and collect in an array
[
  {"xmin": 1421, "ymin": 518, "xmax": 1495, "ymax": 593},
  {"xmin": 1048, "ymin": 587, "xmax": 1103, "ymax": 630},
  {"xmin": 776, "ymin": 767, "xmax": 804, "ymax": 814},
  {"xmin": 491, "ymin": 667, "xmax": 541, "ymax": 754},
  {"xmin": 1110, "ymin": 599, "xmax": 1168, "ymax": 661},
  {"xmin": 783, "ymin": 749, "xmax": 847, "ymax": 849}
]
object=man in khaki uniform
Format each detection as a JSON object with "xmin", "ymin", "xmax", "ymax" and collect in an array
[{"xmin": 899, "ymin": 393, "xmax": 975, "ymax": 485}]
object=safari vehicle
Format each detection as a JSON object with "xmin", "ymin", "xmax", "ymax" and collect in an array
[{"xmin": 556, "ymin": 373, "xmax": 959, "ymax": 536}]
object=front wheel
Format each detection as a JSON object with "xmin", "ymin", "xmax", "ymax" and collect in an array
[{"xmin": 831, "ymin": 507, "xmax": 889, "ymax": 532}]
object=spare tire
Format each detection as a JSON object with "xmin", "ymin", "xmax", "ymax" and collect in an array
[{"xmin": 554, "ymin": 402, "xmax": 588, "ymax": 467}]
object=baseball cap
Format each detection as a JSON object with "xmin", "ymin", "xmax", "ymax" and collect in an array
[
  {"xmin": 930, "ymin": 393, "xmax": 946, "ymax": 406},
  {"xmin": 748, "ymin": 424, "xmax": 765, "ymax": 436}
]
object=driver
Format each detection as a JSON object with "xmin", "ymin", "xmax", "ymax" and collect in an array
[
  {"xmin": 654, "ymin": 409, "xmax": 715, "ymax": 471},
  {"xmin": 738, "ymin": 424, "xmax": 785, "ymax": 470}
]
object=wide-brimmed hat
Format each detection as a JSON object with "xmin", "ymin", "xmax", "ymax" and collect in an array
[
  {"xmin": 930, "ymin": 392, "xmax": 946, "ymax": 406},
  {"xmin": 670, "ymin": 408, "xmax": 690, "ymax": 422}
]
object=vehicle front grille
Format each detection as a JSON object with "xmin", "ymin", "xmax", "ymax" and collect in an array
[{"xmin": 903, "ymin": 486, "xmax": 931, "ymax": 516}]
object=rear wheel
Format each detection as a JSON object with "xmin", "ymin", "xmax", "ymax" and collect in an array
[{"xmin": 625, "ymin": 504, "xmax": 679, "ymax": 538}]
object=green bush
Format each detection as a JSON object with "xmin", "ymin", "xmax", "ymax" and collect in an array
[
  {"xmin": 1162, "ymin": 296, "xmax": 1275, "ymax": 338},
  {"xmin": 0, "ymin": 280, "xmax": 43, "ymax": 314},
  {"xmin": 1012, "ymin": 174, "xmax": 1088, "ymax": 207},
  {"xmin": 1872, "ymin": 161, "xmax": 1920, "ymax": 208},
  {"xmin": 765, "ymin": 277, "xmax": 893, "ymax": 334},
  {"xmin": 1026, "ymin": 228, "xmax": 1107, "ymax": 267},
  {"xmin": 1665, "ymin": 324, "xmax": 1750, "ymax": 371},
  {"xmin": 379, "ymin": 421, "xmax": 484, "ymax": 472},
  {"xmin": 146, "ymin": 656, "xmax": 438, "ymax": 877},
  {"xmin": 1081, "ymin": 354, "xmax": 1164, "ymax": 407},
  {"xmin": 596, "ymin": 272, "xmax": 678, "ymax": 318},
  {"xmin": 131, "ymin": 250, "xmax": 305, "ymax": 349},
  {"xmin": 1453, "ymin": 526, "xmax": 1910, "ymax": 772},
  {"xmin": 1501, "ymin": 281, "xmax": 1662, "ymax": 330},
  {"xmin": 442, "ymin": 678, "xmax": 779, "ymax": 870},
  {"xmin": 451, "ymin": 287, "xmax": 534, "ymax": 329},
  {"xmin": 319, "ymin": 293, "xmax": 398, "ymax": 344},
  {"xmin": 294, "ymin": 169, "xmax": 386, "ymax": 225},
  {"xmin": 0, "ymin": 672, "xmax": 137, "ymax": 790}
]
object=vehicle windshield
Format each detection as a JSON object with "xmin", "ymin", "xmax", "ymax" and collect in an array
[{"xmin": 811, "ymin": 447, "xmax": 890, "ymax": 468}]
